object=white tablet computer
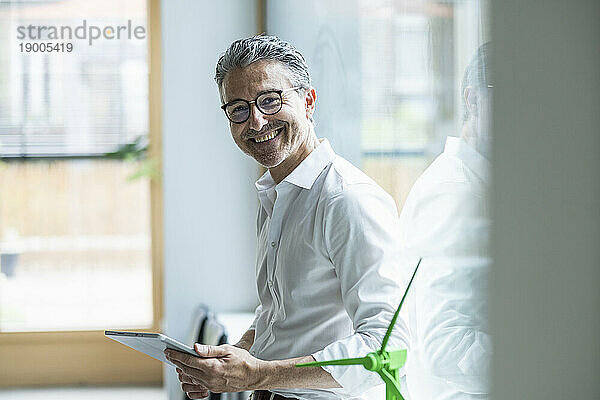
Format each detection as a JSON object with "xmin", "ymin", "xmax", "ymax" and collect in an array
[{"xmin": 105, "ymin": 330, "xmax": 197, "ymax": 367}]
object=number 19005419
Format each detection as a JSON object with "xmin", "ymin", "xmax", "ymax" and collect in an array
[{"xmin": 19, "ymin": 42, "xmax": 73, "ymax": 52}]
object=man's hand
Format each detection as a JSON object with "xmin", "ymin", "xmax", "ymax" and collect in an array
[{"xmin": 165, "ymin": 344, "xmax": 266, "ymax": 398}]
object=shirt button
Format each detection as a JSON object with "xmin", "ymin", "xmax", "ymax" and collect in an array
[
  {"xmin": 270, "ymin": 241, "xmax": 276, "ymax": 247},
  {"xmin": 267, "ymin": 279, "xmax": 273, "ymax": 287}
]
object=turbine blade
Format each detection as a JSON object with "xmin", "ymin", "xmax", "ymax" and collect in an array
[
  {"xmin": 380, "ymin": 257, "xmax": 422, "ymax": 352},
  {"xmin": 296, "ymin": 356, "xmax": 370, "ymax": 368}
]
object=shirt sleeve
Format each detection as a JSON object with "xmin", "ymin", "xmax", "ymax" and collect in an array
[
  {"xmin": 311, "ymin": 183, "xmax": 411, "ymax": 397},
  {"xmin": 248, "ymin": 304, "xmax": 262, "ymax": 331}
]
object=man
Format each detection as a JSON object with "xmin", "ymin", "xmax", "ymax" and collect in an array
[
  {"xmin": 165, "ymin": 35, "xmax": 409, "ymax": 400},
  {"xmin": 399, "ymin": 43, "xmax": 492, "ymax": 399}
]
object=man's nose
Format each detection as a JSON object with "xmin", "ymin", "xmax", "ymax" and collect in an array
[{"xmin": 248, "ymin": 103, "xmax": 269, "ymax": 131}]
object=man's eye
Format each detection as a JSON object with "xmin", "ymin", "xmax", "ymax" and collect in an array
[
  {"xmin": 259, "ymin": 95, "xmax": 281, "ymax": 109},
  {"xmin": 231, "ymin": 104, "xmax": 248, "ymax": 114}
]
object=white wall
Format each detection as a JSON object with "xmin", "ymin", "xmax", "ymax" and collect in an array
[
  {"xmin": 491, "ymin": 1, "xmax": 600, "ymax": 399},
  {"xmin": 161, "ymin": 1, "xmax": 259, "ymax": 398}
]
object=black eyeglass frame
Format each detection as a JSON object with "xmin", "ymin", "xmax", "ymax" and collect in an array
[{"xmin": 220, "ymin": 86, "xmax": 303, "ymax": 124}]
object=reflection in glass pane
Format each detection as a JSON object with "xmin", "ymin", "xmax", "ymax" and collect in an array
[{"xmin": 358, "ymin": 0, "xmax": 490, "ymax": 203}]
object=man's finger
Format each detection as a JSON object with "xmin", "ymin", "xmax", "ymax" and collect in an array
[
  {"xmin": 172, "ymin": 353, "xmax": 221, "ymax": 372},
  {"xmin": 182, "ymin": 383, "xmax": 209, "ymax": 393},
  {"xmin": 178, "ymin": 372, "xmax": 199, "ymax": 384},
  {"xmin": 165, "ymin": 349, "xmax": 197, "ymax": 366},
  {"xmin": 172, "ymin": 358, "xmax": 220, "ymax": 384},
  {"xmin": 179, "ymin": 371, "xmax": 204, "ymax": 385},
  {"xmin": 165, "ymin": 349, "xmax": 184, "ymax": 363},
  {"xmin": 187, "ymin": 391, "xmax": 210, "ymax": 400},
  {"xmin": 168, "ymin": 350, "xmax": 223, "ymax": 370},
  {"xmin": 183, "ymin": 386, "xmax": 210, "ymax": 400},
  {"xmin": 171, "ymin": 359, "xmax": 197, "ymax": 376},
  {"xmin": 194, "ymin": 343, "xmax": 230, "ymax": 358}
]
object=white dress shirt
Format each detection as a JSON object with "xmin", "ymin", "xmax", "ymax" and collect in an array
[
  {"xmin": 248, "ymin": 139, "xmax": 409, "ymax": 400},
  {"xmin": 399, "ymin": 136, "xmax": 492, "ymax": 399}
]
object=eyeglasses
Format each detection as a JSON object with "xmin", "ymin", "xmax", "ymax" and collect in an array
[{"xmin": 221, "ymin": 87, "xmax": 301, "ymax": 124}]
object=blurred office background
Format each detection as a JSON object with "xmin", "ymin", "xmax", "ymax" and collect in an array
[{"xmin": 0, "ymin": 1, "xmax": 598, "ymax": 400}]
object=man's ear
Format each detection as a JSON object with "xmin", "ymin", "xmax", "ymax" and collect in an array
[
  {"xmin": 304, "ymin": 87, "xmax": 317, "ymax": 121},
  {"xmin": 464, "ymin": 86, "xmax": 479, "ymax": 117}
]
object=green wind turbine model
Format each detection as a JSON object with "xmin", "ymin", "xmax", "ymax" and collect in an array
[{"xmin": 296, "ymin": 258, "xmax": 422, "ymax": 400}]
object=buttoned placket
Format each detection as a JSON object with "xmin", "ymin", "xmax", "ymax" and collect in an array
[{"xmin": 261, "ymin": 184, "xmax": 288, "ymax": 349}]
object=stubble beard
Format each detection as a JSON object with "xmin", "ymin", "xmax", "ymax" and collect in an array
[{"xmin": 246, "ymin": 120, "xmax": 305, "ymax": 169}]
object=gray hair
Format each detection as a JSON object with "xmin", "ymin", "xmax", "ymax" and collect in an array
[
  {"xmin": 461, "ymin": 42, "xmax": 492, "ymax": 122},
  {"xmin": 215, "ymin": 35, "xmax": 311, "ymax": 94}
]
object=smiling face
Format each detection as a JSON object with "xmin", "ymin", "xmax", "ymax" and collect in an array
[{"xmin": 221, "ymin": 60, "xmax": 317, "ymax": 177}]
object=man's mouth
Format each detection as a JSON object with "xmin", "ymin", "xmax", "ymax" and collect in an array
[{"xmin": 251, "ymin": 127, "xmax": 283, "ymax": 143}]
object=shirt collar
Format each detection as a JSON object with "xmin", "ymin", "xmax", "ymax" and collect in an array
[
  {"xmin": 254, "ymin": 139, "xmax": 336, "ymax": 192},
  {"xmin": 255, "ymin": 170, "xmax": 276, "ymax": 217},
  {"xmin": 444, "ymin": 136, "xmax": 490, "ymax": 182},
  {"xmin": 282, "ymin": 139, "xmax": 336, "ymax": 190},
  {"xmin": 255, "ymin": 169, "xmax": 276, "ymax": 193},
  {"xmin": 254, "ymin": 139, "xmax": 335, "ymax": 217}
]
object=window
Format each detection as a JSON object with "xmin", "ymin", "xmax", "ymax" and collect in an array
[{"xmin": 0, "ymin": 0, "xmax": 162, "ymax": 386}]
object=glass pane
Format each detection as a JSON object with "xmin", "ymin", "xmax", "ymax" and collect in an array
[
  {"xmin": 0, "ymin": 0, "xmax": 152, "ymax": 332},
  {"xmin": 267, "ymin": 0, "xmax": 490, "ymax": 211},
  {"xmin": 359, "ymin": 0, "xmax": 490, "ymax": 211},
  {"xmin": 267, "ymin": 0, "xmax": 492, "ymax": 397}
]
